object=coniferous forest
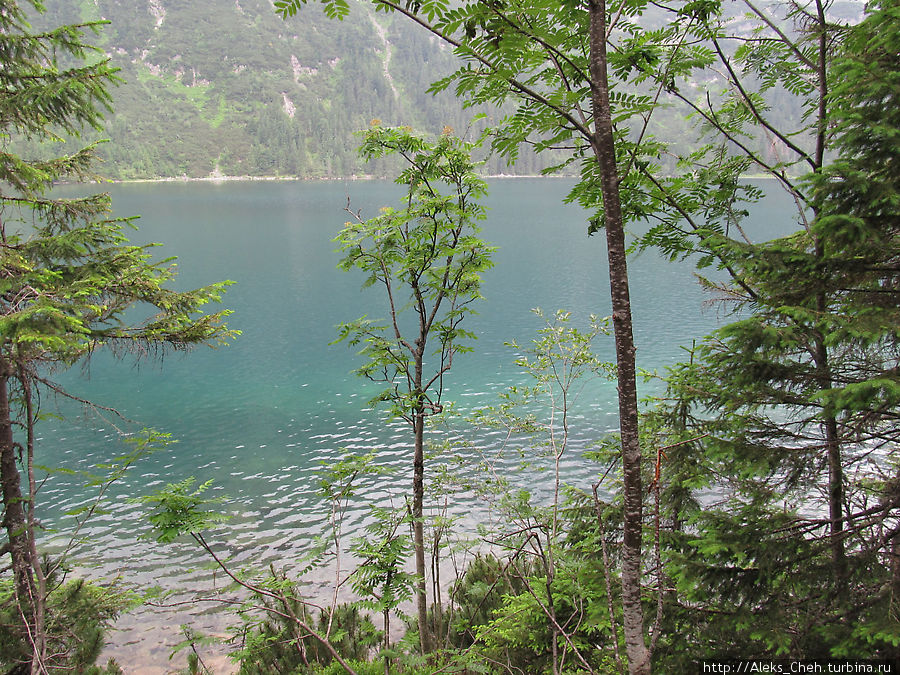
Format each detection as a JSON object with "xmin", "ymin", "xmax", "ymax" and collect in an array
[{"xmin": 0, "ymin": 0, "xmax": 898, "ymax": 674}]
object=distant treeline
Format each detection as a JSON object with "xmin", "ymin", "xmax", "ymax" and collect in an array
[{"xmin": 9, "ymin": 0, "xmax": 822, "ymax": 180}]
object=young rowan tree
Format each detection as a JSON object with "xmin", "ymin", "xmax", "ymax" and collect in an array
[
  {"xmin": 335, "ymin": 124, "xmax": 493, "ymax": 653},
  {"xmin": 277, "ymin": 4, "xmax": 708, "ymax": 669}
]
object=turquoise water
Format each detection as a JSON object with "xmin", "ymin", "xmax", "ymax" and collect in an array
[{"xmin": 35, "ymin": 178, "xmax": 796, "ymax": 575}]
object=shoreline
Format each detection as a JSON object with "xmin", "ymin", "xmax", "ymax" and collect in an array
[
  {"xmin": 102, "ymin": 172, "xmax": 566, "ymax": 185},
  {"xmin": 75, "ymin": 172, "xmax": 787, "ymax": 186}
]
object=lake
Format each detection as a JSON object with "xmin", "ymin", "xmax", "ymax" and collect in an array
[{"xmin": 35, "ymin": 177, "xmax": 795, "ymax": 669}]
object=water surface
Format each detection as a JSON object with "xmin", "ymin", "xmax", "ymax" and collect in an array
[{"xmin": 32, "ymin": 178, "xmax": 797, "ymax": 666}]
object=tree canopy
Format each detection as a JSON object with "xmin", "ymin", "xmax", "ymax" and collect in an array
[{"xmin": 336, "ymin": 124, "xmax": 493, "ymax": 653}]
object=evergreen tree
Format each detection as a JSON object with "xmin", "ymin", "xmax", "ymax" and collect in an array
[
  {"xmin": 652, "ymin": 0, "xmax": 900, "ymax": 661},
  {"xmin": 279, "ymin": 0, "xmax": 888, "ymax": 670},
  {"xmin": 0, "ymin": 1, "xmax": 233, "ymax": 671}
]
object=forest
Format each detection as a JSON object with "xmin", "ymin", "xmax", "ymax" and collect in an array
[
  {"xmin": 5, "ymin": 0, "xmax": 860, "ymax": 180},
  {"xmin": 0, "ymin": 0, "xmax": 898, "ymax": 673}
]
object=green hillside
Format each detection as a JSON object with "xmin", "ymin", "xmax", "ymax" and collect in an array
[
  {"xmin": 16, "ymin": 0, "xmax": 535, "ymax": 179},
  {"xmin": 10, "ymin": 0, "xmax": 862, "ymax": 181}
]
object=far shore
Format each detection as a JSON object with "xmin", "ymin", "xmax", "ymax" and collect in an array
[
  {"xmin": 64, "ymin": 171, "xmax": 785, "ymax": 186},
  {"xmin": 102, "ymin": 172, "xmax": 565, "ymax": 184}
]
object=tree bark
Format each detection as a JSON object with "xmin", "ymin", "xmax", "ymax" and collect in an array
[
  {"xmin": 587, "ymin": 2, "xmax": 650, "ymax": 674},
  {"xmin": 412, "ymin": 393, "xmax": 430, "ymax": 654},
  {"xmin": 383, "ymin": 607, "xmax": 391, "ymax": 675},
  {"xmin": 0, "ymin": 365, "xmax": 41, "ymax": 673},
  {"xmin": 815, "ymin": 334, "xmax": 847, "ymax": 588},
  {"xmin": 825, "ymin": 414, "xmax": 846, "ymax": 585},
  {"xmin": 19, "ymin": 364, "xmax": 47, "ymax": 671}
]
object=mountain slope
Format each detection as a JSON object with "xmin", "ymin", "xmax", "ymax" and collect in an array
[
  {"xmin": 23, "ymin": 0, "xmax": 502, "ymax": 179},
  {"xmin": 14, "ymin": 0, "xmax": 864, "ymax": 181}
]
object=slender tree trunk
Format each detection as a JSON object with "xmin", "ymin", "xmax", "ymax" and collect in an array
[
  {"xmin": 431, "ymin": 520, "xmax": 444, "ymax": 648},
  {"xmin": 412, "ymin": 397, "xmax": 430, "ymax": 654},
  {"xmin": 0, "ymin": 364, "xmax": 41, "ymax": 673},
  {"xmin": 825, "ymin": 413, "xmax": 846, "ymax": 584},
  {"xmin": 809, "ymin": 0, "xmax": 846, "ymax": 593},
  {"xmin": 891, "ymin": 524, "xmax": 900, "ymax": 620},
  {"xmin": 587, "ymin": 2, "xmax": 650, "ymax": 674},
  {"xmin": 544, "ymin": 562, "xmax": 560, "ymax": 675},
  {"xmin": 383, "ymin": 608, "xmax": 391, "ymax": 675},
  {"xmin": 815, "ymin": 335, "xmax": 847, "ymax": 587},
  {"xmin": 814, "ymin": 0, "xmax": 828, "ymax": 170},
  {"xmin": 20, "ymin": 365, "xmax": 47, "ymax": 671}
]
